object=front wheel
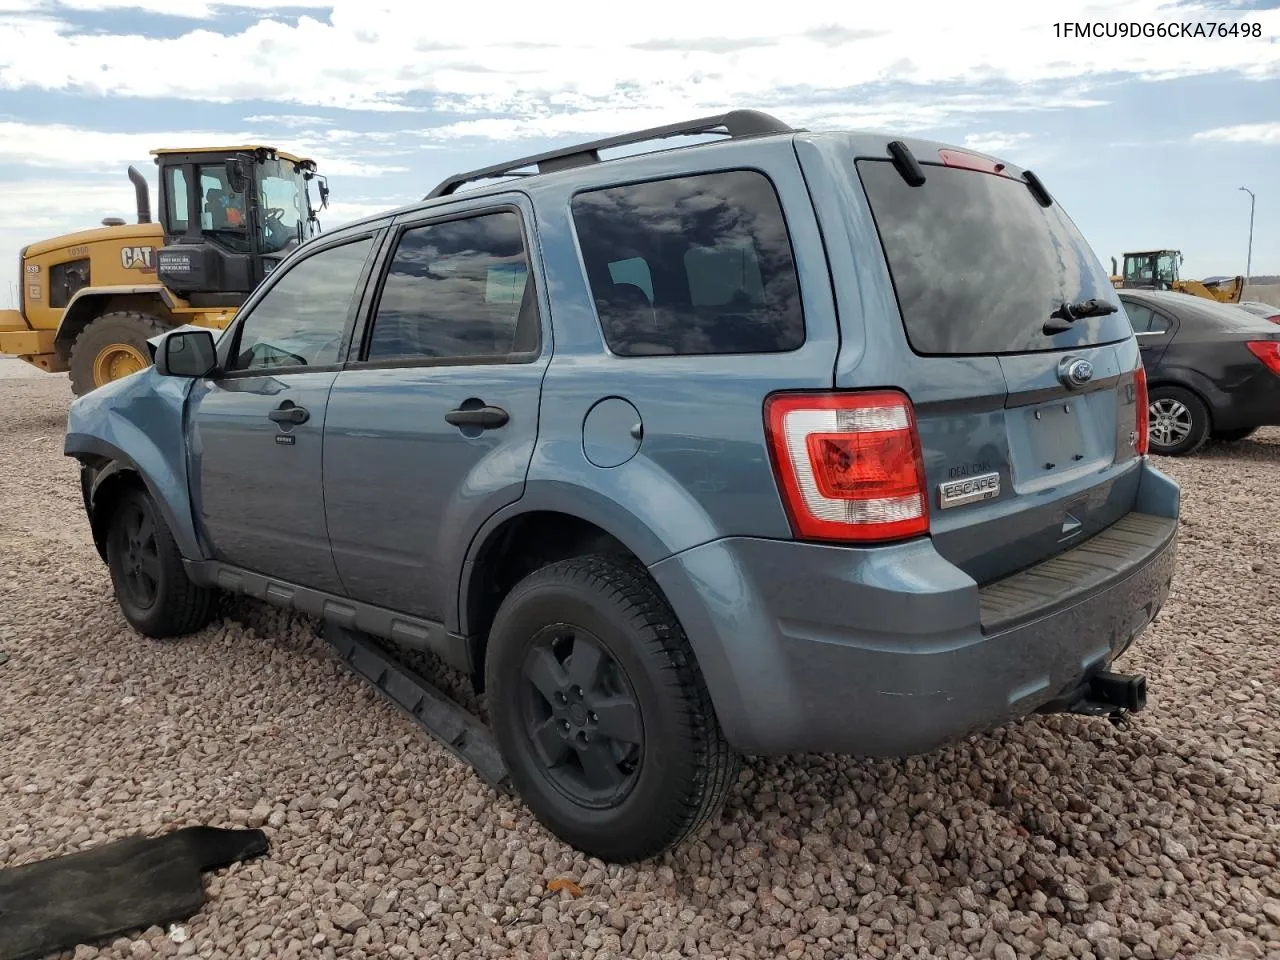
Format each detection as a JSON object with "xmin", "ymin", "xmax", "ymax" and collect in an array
[
  {"xmin": 485, "ymin": 555, "xmax": 739, "ymax": 863},
  {"xmin": 105, "ymin": 487, "xmax": 217, "ymax": 638},
  {"xmin": 1147, "ymin": 386, "xmax": 1210, "ymax": 457}
]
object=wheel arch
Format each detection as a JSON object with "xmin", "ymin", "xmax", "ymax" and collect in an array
[
  {"xmin": 1144, "ymin": 371, "xmax": 1219, "ymax": 429},
  {"xmin": 65, "ymin": 432, "xmax": 206, "ymax": 565},
  {"xmin": 458, "ymin": 505, "xmax": 665, "ymax": 691},
  {"xmin": 54, "ymin": 286, "xmax": 177, "ymax": 360}
]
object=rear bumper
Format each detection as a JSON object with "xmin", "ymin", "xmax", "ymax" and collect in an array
[{"xmin": 649, "ymin": 460, "xmax": 1179, "ymax": 757}]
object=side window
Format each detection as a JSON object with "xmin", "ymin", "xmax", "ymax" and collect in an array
[
  {"xmin": 1148, "ymin": 311, "xmax": 1171, "ymax": 335},
  {"xmin": 166, "ymin": 168, "xmax": 189, "ymax": 234},
  {"xmin": 227, "ymin": 237, "xmax": 374, "ymax": 373},
  {"xmin": 1124, "ymin": 302, "xmax": 1154, "ymax": 333},
  {"xmin": 364, "ymin": 210, "xmax": 537, "ymax": 362},
  {"xmin": 570, "ymin": 169, "xmax": 804, "ymax": 356}
]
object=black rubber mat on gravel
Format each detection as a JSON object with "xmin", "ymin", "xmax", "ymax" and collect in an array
[{"xmin": 0, "ymin": 826, "xmax": 267, "ymax": 960}]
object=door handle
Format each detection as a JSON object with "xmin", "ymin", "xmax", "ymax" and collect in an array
[
  {"xmin": 269, "ymin": 401, "xmax": 309, "ymax": 425},
  {"xmin": 445, "ymin": 405, "xmax": 509, "ymax": 429}
]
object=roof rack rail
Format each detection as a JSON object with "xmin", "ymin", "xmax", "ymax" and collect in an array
[{"xmin": 424, "ymin": 109, "xmax": 795, "ymax": 200}]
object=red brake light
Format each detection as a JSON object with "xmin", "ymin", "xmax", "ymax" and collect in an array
[
  {"xmin": 764, "ymin": 391, "xmax": 929, "ymax": 543},
  {"xmin": 1246, "ymin": 340, "xmax": 1280, "ymax": 375},
  {"xmin": 1267, "ymin": 315, "xmax": 1280, "ymax": 325},
  {"xmin": 937, "ymin": 148, "xmax": 1008, "ymax": 176},
  {"xmin": 1134, "ymin": 365, "xmax": 1149, "ymax": 456}
]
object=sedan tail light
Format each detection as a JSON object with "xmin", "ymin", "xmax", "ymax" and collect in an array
[
  {"xmin": 1246, "ymin": 340, "xmax": 1280, "ymax": 375},
  {"xmin": 764, "ymin": 390, "xmax": 929, "ymax": 543}
]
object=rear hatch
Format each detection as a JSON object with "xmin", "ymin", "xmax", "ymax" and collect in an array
[{"xmin": 850, "ymin": 149, "xmax": 1144, "ymax": 585}]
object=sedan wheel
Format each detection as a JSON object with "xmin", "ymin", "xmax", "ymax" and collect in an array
[{"xmin": 1146, "ymin": 386, "xmax": 1210, "ymax": 456}]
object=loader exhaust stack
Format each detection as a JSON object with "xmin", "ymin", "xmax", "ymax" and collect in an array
[{"xmin": 127, "ymin": 165, "xmax": 151, "ymax": 224}]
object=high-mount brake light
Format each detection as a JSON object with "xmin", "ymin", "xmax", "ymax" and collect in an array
[
  {"xmin": 937, "ymin": 149, "xmax": 1008, "ymax": 176},
  {"xmin": 764, "ymin": 391, "xmax": 929, "ymax": 543},
  {"xmin": 1134, "ymin": 365, "xmax": 1150, "ymax": 455},
  {"xmin": 1245, "ymin": 340, "xmax": 1280, "ymax": 375}
]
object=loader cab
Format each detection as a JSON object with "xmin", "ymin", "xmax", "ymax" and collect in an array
[
  {"xmin": 1120, "ymin": 250, "xmax": 1182, "ymax": 291},
  {"xmin": 152, "ymin": 145, "xmax": 328, "ymax": 305}
]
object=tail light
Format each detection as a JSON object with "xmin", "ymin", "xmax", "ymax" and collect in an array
[
  {"xmin": 764, "ymin": 390, "xmax": 929, "ymax": 543},
  {"xmin": 1134, "ymin": 365, "xmax": 1149, "ymax": 455},
  {"xmin": 1246, "ymin": 340, "xmax": 1280, "ymax": 375}
]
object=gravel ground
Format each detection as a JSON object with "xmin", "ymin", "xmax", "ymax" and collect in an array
[{"xmin": 1, "ymin": 372, "xmax": 1278, "ymax": 960}]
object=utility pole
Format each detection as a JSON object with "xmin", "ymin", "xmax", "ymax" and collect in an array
[{"xmin": 1238, "ymin": 186, "xmax": 1255, "ymax": 286}]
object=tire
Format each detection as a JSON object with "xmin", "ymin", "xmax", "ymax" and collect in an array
[
  {"xmin": 69, "ymin": 311, "xmax": 167, "ymax": 396},
  {"xmin": 1146, "ymin": 385, "xmax": 1210, "ymax": 457},
  {"xmin": 104, "ymin": 486, "xmax": 217, "ymax": 639},
  {"xmin": 484, "ymin": 554, "xmax": 739, "ymax": 862},
  {"xmin": 1211, "ymin": 426, "xmax": 1257, "ymax": 443}
]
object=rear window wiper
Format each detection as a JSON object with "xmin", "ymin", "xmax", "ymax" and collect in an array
[{"xmin": 1043, "ymin": 298, "xmax": 1118, "ymax": 334}]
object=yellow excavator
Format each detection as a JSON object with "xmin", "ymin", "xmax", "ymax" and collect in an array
[
  {"xmin": 1109, "ymin": 249, "xmax": 1245, "ymax": 304},
  {"xmin": 0, "ymin": 145, "xmax": 329, "ymax": 395}
]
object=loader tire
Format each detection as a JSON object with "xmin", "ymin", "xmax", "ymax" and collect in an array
[{"xmin": 69, "ymin": 311, "xmax": 167, "ymax": 396}]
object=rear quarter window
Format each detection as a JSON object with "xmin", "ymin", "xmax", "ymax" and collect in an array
[
  {"xmin": 570, "ymin": 169, "xmax": 804, "ymax": 356},
  {"xmin": 857, "ymin": 158, "xmax": 1131, "ymax": 355}
]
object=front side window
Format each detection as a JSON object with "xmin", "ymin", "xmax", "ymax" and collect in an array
[
  {"xmin": 570, "ymin": 170, "xmax": 804, "ymax": 356},
  {"xmin": 257, "ymin": 159, "xmax": 310, "ymax": 253},
  {"xmin": 363, "ymin": 211, "xmax": 536, "ymax": 362},
  {"xmin": 228, "ymin": 236, "xmax": 374, "ymax": 372}
]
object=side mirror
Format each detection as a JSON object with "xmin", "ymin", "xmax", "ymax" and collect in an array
[
  {"xmin": 317, "ymin": 177, "xmax": 330, "ymax": 209},
  {"xmin": 224, "ymin": 158, "xmax": 249, "ymax": 194},
  {"xmin": 155, "ymin": 328, "xmax": 218, "ymax": 378}
]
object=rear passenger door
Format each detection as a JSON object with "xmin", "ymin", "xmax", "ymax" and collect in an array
[
  {"xmin": 1124, "ymin": 298, "xmax": 1177, "ymax": 371},
  {"xmin": 322, "ymin": 199, "xmax": 549, "ymax": 623}
]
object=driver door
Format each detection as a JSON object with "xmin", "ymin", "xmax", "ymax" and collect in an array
[{"xmin": 185, "ymin": 230, "xmax": 383, "ymax": 592}]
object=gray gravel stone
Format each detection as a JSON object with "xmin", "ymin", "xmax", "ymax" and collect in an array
[{"xmin": 3, "ymin": 377, "xmax": 1278, "ymax": 960}]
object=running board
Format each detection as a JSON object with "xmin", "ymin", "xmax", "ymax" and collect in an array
[{"xmin": 321, "ymin": 621, "xmax": 512, "ymax": 795}]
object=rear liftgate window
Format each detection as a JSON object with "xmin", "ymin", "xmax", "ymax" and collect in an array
[
  {"xmin": 571, "ymin": 169, "xmax": 804, "ymax": 356},
  {"xmin": 856, "ymin": 159, "xmax": 1131, "ymax": 355}
]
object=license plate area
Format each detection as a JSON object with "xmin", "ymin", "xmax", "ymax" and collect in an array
[{"xmin": 1008, "ymin": 393, "xmax": 1112, "ymax": 491}]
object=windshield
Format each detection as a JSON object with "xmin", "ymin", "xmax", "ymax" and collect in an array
[
  {"xmin": 257, "ymin": 159, "xmax": 314, "ymax": 253},
  {"xmin": 856, "ymin": 159, "xmax": 1129, "ymax": 355},
  {"xmin": 1155, "ymin": 253, "xmax": 1177, "ymax": 284}
]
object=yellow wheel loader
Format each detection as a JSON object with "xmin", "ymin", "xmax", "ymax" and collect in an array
[
  {"xmin": 0, "ymin": 145, "xmax": 329, "ymax": 395},
  {"xmin": 1109, "ymin": 249, "xmax": 1245, "ymax": 304}
]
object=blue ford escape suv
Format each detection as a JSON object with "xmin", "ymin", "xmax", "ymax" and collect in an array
[{"xmin": 64, "ymin": 110, "xmax": 1180, "ymax": 863}]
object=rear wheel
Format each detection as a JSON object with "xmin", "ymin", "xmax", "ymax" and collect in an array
[
  {"xmin": 1146, "ymin": 385, "xmax": 1210, "ymax": 457},
  {"xmin": 485, "ymin": 555, "xmax": 739, "ymax": 863},
  {"xmin": 105, "ymin": 487, "xmax": 217, "ymax": 638},
  {"xmin": 1211, "ymin": 426, "xmax": 1257, "ymax": 443},
  {"xmin": 69, "ymin": 311, "xmax": 167, "ymax": 396}
]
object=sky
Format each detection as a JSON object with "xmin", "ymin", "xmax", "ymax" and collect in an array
[{"xmin": 1, "ymin": 0, "xmax": 1278, "ymax": 309}]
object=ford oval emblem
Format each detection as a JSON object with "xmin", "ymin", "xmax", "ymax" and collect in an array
[{"xmin": 1059, "ymin": 356, "xmax": 1094, "ymax": 389}]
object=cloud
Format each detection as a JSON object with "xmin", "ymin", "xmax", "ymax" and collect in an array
[
  {"xmin": 1192, "ymin": 122, "xmax": 1280, "ymax": 145},
  {"xmin": 0, "ymin": 121, "xmax": 404, "ymax": 176},
  {"xmin": 411, "ymin": 95, "xmax": 1104, "ymax": 144},
  {"xmin": 243, "ymin": 114, "xmax": 335, "ymax": 127},
  {"xmin": 1, "ymin": 0, "xmax": 325, "ymax": 17},
  {"xmin": 0, "ymin": 0, "xmax": 1275, "ymax": 116},
  {"xmin": 962, "ymin": 131, "xmax": 1034, "ymax": 154}
]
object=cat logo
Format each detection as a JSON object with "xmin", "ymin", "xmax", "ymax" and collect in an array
[{"xmin": 120, "ymin": 246, "xmax": 155, "ymax": 271}]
